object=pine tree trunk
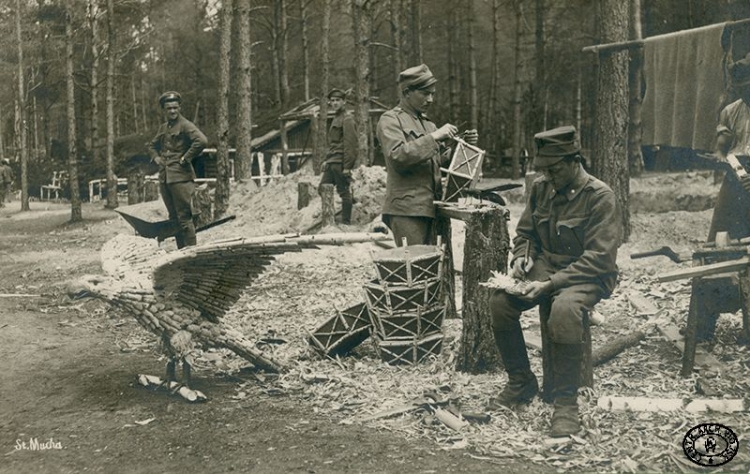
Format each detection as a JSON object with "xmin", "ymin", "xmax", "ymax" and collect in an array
[
  {"xmin": 456, "ymin": 208, "xmax": 510, "ymax": 373},
  {"xmin": 533, "ymin": 0, "xmax": 546, "ymax": 135},
  {"xmin": 88, "ymin": 0, "xmax": 100, "ymax": 159},
  {"xmin": 314, "ymin": 0, "xmax": 331, "ymax": 176},
  {"xmin": 628, "ymin": 0, "xmax": 645, "ymax": 177},
  {"xmin": 511, "ymin": 1, "xmax": 523, "ymax": 180},
  {"xmin": 105, "ymin": 0, "xmax": 118, "ymax": 209},
  {"xmin": 351, "ymin": 0, "xmax": 370, "ymax": 166},
  {"xmin": 301, "ymin": 0, "xmax": 310, "ymax": 102},
  {"xmin": 214, "ymin": 0, "xmax": 233, "ymax": 219},
  {"xmin": 409, "ymin": 0, "xmax": 422, "ymax": 65},
  {"xmin": 279, "ymin": 0, "xmax": 290, "ymax": 105},
  {"xmin": 66, "ymin": 0, "xmax": 82, "ymax": 222},
  {"xmin": 491, "ymin": 0, "xmax": 501, "ymax": 157},
  {"xmin": 389, "ymin": 0, "xmax": 402, "ymax": 102},
  {"xmin": 235, "ymin": 0, "xmax": 252, "ymax": 182},
  {"xmin": 448, "ymin": 10, "xmax": 459, "ymax": 121},
  {"xmin": 467, "ymin": 0, "xmax": 478, "ymax": 131},
  {"xmin": 594, "ymin": 0, "xmax": 630, "ymax": 242},
  {"xmin": 15, "ymin": 0, "xmax": 29, "ymax": 211}
]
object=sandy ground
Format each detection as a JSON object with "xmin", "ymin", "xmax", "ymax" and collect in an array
[{"xmin": 1, "ymin": 168, "xmax": 747, "ymax": 473}]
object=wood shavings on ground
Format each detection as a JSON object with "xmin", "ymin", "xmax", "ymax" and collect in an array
[{"xmin": 111, "ymin": 170, "xmax": 750, "ymax": 471}]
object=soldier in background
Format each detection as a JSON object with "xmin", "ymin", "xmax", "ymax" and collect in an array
[
  {"xmin": 149, "ymin": 91, "xmax": 207, "ymax": 248},
  {"xmin": 318, "ymin": 88, "xmax": 357, "ymax": 225}
]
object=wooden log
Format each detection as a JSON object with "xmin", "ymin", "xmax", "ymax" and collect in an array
[
  {"xmin": 298, "ymin": 181, "xmax": 315, "ymax": 210},
  {"xmin": 741, "ymin": 269, "xmax": 750, "ymax": 343},
  {"xmin": 434, "ymin": 407, "xmax": 469, "ymax": 431},
  {"xmin": 191, "ymin": 185, "xmax": 213, "ymax": 229},
  {"xmin": 320, "ymin": 183, "xmax": 335, "ymax": 227},
  {"xmin": 137, "ymin": 374, "xmax": 208, "ymax": 402},
  {"xmin": 455, "ymin": 207, "xmax": 509, "ymax": 373},
  {"xmin": 656, "ymin": 257, "xmax": 750, "ymax": 282},
  {"xmin": 597, "ymin": 396, "xmax": 747, "ymax": 413},
  {"xmin": 592, "ymin": 330, "xmax": 645, "ymax": 366}
]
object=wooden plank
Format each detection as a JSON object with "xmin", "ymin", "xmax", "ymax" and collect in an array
[
  {"xmin": 598, "ymin": 396, "xmax": 746, "ymax": 413},
  {"xmin": 627, "ymin": 293, "xmax": 659, "ymax": 315},
  {"xmin": 657, "ymin": 324, "xmax": 722, "ymax": 370},
  {"xmin": 656, "ymin": 257, "xmax": 749, "ymax": 282}
]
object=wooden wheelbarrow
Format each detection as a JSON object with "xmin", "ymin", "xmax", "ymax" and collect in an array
[{"xmin": 115, "ymin": 201, "xmax": 236, "ymax": 243}]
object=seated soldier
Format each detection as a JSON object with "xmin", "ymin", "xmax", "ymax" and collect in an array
[{"xmin": 488, "ymin": 126, "xmax": 621, "ymax": 437}]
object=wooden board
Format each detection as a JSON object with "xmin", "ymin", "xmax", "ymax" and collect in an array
[{"xmin": 657, "ymin": 323, "xmax": 722, "ymax": 371}]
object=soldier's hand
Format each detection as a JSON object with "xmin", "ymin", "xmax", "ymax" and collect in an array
[
  {"xmin": 463, "ymin": 129, "xmax": 479, "ymax": 145},
  {"xmin": 431, "ymin": 123, "xmax": 459, "ymax": 142},
  {"xmin": 343, "ymin": 169, "xmax": 352, "ymax": 177},
  {"xmin": 741, "ymin": 173, "xmax": 750, "ymax": 193},
  {"xmin": 179, "ymin": 155, "xmax": 186, "ymax": 165},
  {"xmin": 154, "ymin": 156, "xmax": 165, "ymax": 167},
  {"xmin": 511, "ymin": 256, "xmax": 533, "ymax": 279},
  {"xmin": 518, "ymin": 280, "xmax": 553, "ymax": 301}
]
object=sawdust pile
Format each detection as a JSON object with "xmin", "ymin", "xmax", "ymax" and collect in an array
[{"xmin": 212, "ymin": 164, "xmax": 387, "ymax": 239}]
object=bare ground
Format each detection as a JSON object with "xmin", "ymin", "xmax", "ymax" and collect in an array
[{"xmin": 0, "ymin": 202, "xmax": 538, "ymax": 474}]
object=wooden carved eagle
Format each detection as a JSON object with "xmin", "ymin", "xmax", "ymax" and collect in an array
[{"xmin": 71, "ymin": 232, "xmax": 388, "ymax": 393}]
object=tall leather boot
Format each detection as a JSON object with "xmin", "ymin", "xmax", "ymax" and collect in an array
[
  {"xmin": 549, "ymin": 343, "xmax": 583, "ymax": 437},
  {"xmin": 488, "ymin": 324, "xmax": 539, "ymax": 409},
  {"xmin": 341, "ymin": 197, "xmax": 353, "ymax": 225}
]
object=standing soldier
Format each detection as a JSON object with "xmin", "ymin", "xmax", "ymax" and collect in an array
[
  {"xmin": 710, "ymin": 52, "xmax": 750, "ymax": 241},
  {"xmin": 376, "ymin": 64, "xmax": 477, "ymax": 246},
  {"xmin": 149, "ymin": 91, "xmax": 207, "ymax": 249},
  {"xmin": 488, "ymin": 126, "xmax": 620, "ymax": 437},
  {"xmin": 318, "ymin": 88, "xmax": 357, "ymax": 225},
  {"xmin": 0, "ymin": 159, "xmax": 12, "ymax": 207}
]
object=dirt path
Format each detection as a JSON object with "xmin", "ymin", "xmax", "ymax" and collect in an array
[{"xmin": 0, "ymin": 203, "xmax": 540, "ymax": 474}]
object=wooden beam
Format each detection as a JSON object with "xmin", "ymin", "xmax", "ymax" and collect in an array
[
  {"xmin": 583, "ymin": 19, "xmax": 750, "ymax": 55},
  {"xmin": 656, "ymin": 257, "xmax": 749, "ymax": 282}
]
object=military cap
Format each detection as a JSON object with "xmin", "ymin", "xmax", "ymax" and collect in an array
[
  {"xmin": 158, "ymin": 91, "xmax": 182, "ymax": 107},
  {"xmin": 534, "ymin": 125, "xmax": 580, "ymax": 167},
  {"xmin": 328, "ymin": 88, "xmax": 346, "ymax": 99},
  {"xmin": 398, "ymin": 64, "xmax": 437, "ymax": 91},
  {"xmin": 730, "ymin": 53, "xmax": 750, "ymax": 87}
]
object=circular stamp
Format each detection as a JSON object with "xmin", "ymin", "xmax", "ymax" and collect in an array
[{"xmin": 683, "ymin": 423, "xmax": 739, "ymax": 467}]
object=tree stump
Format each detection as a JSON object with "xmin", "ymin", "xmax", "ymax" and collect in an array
[
  {"xmin": 455, "ymin": 207, "xmax": 510, "ymax": 373},
  {"xmin": 191, "ymin": 185, "xmax": 213, "ymax": 229},
  {"xmin": 298, "ymin": 181, "xmax": 315, "ymax": 210},
  {"xmin": 144, "ymin": 180, "xmax": 159, "ymax": 202},
  {"xmin": 320, "ymin": 183, "xmax": 335, "ymax": 227},
  {"xmin": 127, "ymin": 173, "xmax": 144, "ymax": 205}
]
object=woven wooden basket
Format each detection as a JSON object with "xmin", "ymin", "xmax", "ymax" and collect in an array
[
  {"xmin": 371, "ymin": 244, "xmax": 444, "ymax": 286},
  {"xmin": 376, "ymin": 333, "xmax": 444, "ymax": 366},
  {"xmin": 308, "ymin": 303, "xmax": 372, "ymax": 357}
]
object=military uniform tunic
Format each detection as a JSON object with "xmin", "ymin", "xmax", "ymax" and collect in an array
[
  {"xmin": 491, "ymin": 168, "xmax": 620, "ymax": 344},
  {"xmin": 149, "ymin": 114, "xmax": 207, "ymax": 185},
  {"xmin": 376, "ymin": 102, "xmax": 451, "ymax": 220}
]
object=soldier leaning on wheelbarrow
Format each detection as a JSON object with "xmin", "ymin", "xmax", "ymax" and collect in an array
[{"xmin": 148, "ymin": 91, "xmax": 207, "ymax": 249}]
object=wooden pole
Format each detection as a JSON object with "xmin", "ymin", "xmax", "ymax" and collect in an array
[
  {"xmin": 583, "ymin": 18, "xmax": 750, "ymax": 55},
  {"xmin": 320, "ymin": 183, "xmax": 335, "ymax": 227},
  {"xmin": 280, "ymin": 120, "xmax": 290, "ymax": 175}
]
